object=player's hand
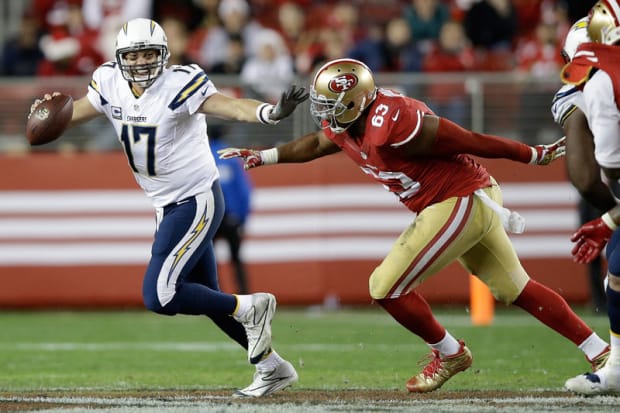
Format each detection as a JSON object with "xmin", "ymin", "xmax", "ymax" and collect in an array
[
  {"xmin": 269, "ymin": 85, "xmax": 309, "ymax": 121},
  {"xmin": 570, "ymin": 216, "xmax": 614, "ymax": 264},
  {"xmin": 28, "ymin": 92, "xmax": 61, "ymax": 119},
  {"xmin": 530, "ymin": 136, "xmax": 566, "ymax": 165},
  {"xmin": 218, "ymin": 147, "xmax": 265, "ymax": 170}
]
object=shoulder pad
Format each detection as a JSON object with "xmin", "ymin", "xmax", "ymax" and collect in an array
[{"xmin": 561, "ymin": 59, "xmax": 594, "ymax": 86}]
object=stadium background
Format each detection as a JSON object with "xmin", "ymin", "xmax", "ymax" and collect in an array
[{"xmin": 0, "ymin": 0, "xmax": 600, "ymax": 308}]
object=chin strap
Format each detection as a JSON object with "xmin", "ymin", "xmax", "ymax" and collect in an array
[{"xmin": 474, "ymin": 189, "xmax": 525, "ymax": 234}]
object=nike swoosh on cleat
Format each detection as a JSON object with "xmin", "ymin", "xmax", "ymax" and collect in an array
[{"xmin": 249, "ymin": 301, "xmax": 272, "ymax": 363}]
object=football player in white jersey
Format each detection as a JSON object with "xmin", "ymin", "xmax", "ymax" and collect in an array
[
  {"xmin": 551, "ymin": 17, "xmax": 616, "ymax": 211},
  {"xmin": 559, "ymin": 0, "xmax": 620, "ymax": 394},
  {"xmin": 29, "ymin": 18, "xmax": 306, "ymax": 397}
]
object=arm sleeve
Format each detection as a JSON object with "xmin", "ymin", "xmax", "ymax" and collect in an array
[{"xmin": 430, "ymin": 117, "xmax": 533, "ymax": 163}]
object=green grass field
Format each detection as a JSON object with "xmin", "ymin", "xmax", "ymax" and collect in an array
[{"xmin": 0, "ymin": 306, "xmax": 616, "ymax": 412}]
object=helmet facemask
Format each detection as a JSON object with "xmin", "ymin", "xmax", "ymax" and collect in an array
[
  {"xmin": 115, "ymin": 18, "xmax": 170, "ymax": 89},
  {"xmin": 310, "ymin": 89, "xmax": 357, "ymax": 134},
  {"xmin": 117, "ymin": 46, "xmax": 168, "ymax": 88}
]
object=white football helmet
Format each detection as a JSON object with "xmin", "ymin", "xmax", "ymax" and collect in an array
[
  {"xmin": 588, "ymin": 0, "xmax": 620, "ymax": 45},
  {"xmin": 115, "ymin": 18, "xmax": 169, "ymax": 88},
  {"xmin": 310, "ymin": 58, "xmax": 377, "ymax": 134},
  {"xmin": 561, "ymin": 17, "xmax": 590, "ymax": 62}
]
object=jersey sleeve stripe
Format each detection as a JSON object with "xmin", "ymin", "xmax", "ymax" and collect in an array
[
  {"xmin": 390, "ymin": 110, "xmax": 423, "ymax": 148},
  {"xmin": 559, "ymin": 105, "xmax": 578, "ymax": 127},
  {"xmin": 88, "ymin": 79, "xmax": 109, "ymax": 106},
  {"xmin": 168, "ymin": 72, "xmax": 209, "ymax": 110}
]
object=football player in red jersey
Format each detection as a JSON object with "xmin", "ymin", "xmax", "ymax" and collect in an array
[
  {"xmin": 220, "ymin": 58, "xmax": 611, "ymax": 392},
  {"xmin": 559, "ymin": 0, "xmax": 620, "ymax": 395}
]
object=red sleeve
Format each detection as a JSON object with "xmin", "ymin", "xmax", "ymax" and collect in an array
[{"xmin": 431, "ymin": 117, "xmax": 533, "ymax": 163}]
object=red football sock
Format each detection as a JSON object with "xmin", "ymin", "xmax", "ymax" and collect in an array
[
  {"xmin": 376, "ymin": 290, "xmax": 446, "ymax": 344},
  {"xmin": 513, "ymin": 279, "xmax": 592, "ymax": 345}
]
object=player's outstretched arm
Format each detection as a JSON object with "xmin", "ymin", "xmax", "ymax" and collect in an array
[
  {"xmin": 68, "ymin": 96, "xmax": 101, "ymax": 128},
  {"xmin": 201, "ymin": 85, "xmax": 308, "ymax": 124},
  {"xmin": 413, "ymin": 115, "xmax": 566, "ymax": 165},
  {"xmin": 218, "ymin": 131, "xmax": 340, "ymax": 170}
]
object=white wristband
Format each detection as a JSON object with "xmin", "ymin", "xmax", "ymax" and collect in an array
[
  {"xmin": 602, "ymin": 212, "xmax": 618, "ymax": 230},
  {"xmin": 256, "ymin": 103, "xmax": 279, "ymax": 125},
  {"xmin": 260, "ymin": 148, "xmax": 279, "ymax": 165},
  {"xmin": 529, "ymin": 147, "xmax": 537, "ymax": 164}
]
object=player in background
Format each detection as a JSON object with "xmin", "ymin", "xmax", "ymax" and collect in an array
[
  {"xmin": 559, "ymin": 0, "xmax": 620, "ymax": 394},
  {"xmin": 209, "ymin": 127, "xmax": 253, "ymax": 294},
  {"xmin": 29, "ymin": 18, "xmax": 308, "ymax": 398},
  {"xmin": 219, "ymin": 58, "xmax": 610, "ymax": 393},
  {"xmin": 551, "ymin": 13, "xmax": 614, "ymax": 375}
]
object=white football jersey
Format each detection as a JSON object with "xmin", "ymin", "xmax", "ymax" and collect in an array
[
  {"xmin": 87, "ymin": 62, "xmax": 219, "ymax": 207},
  {"xmin": 582, "ymin": 70, "xmax": 620, "ymax": 170},
  {"xmin": 551, "ymin": 84, "xmax": 585, "ymax": 127}
]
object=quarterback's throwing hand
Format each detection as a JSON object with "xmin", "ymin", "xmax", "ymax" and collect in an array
[
  {"xmin": 570, "ymin": 216, "xmax": 614, "ymax": 264},
  {"xmin": 269, "ymin": 85, "xmax": 310, "ymax": 122},
  {"xmin": 218, "ymin": 148, "xmax": 266, "ymax": 170},
  {"xmin": 530, "ymin": 136, "xmax": 566, "ymax": 165}
]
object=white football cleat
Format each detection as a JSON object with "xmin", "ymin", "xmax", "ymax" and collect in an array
[
  {"xmin": 233, "ymin": 360, "xmax": 298, "ymax": 398},
  {"xmin": 565, "ymin": 364, "xmax": 620, "ymax": 395},
  {"xmin": 233, "ymin": 293, "xmax": 276, "ymax": 364}
]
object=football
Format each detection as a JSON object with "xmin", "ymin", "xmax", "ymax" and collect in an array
[{"xmin": 26, "ymin": 94, "xmax": 73, "ymax": 146}]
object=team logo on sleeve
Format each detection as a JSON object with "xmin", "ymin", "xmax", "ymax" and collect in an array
[{"xmin": 328, "ymin": 74, "xmax": 358, "ymax": 92}]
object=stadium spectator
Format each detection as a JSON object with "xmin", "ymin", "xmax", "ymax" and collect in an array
[
  {"xmin": 29, "ymin": 17, "xmax": 307, "ymax": 397},
  {"xmin": 37, "ymin": 1, "xmax": 104, "ymax": 76},
  {"xmin": 209, "ymin": 126, "xmax": 253, "ymax": 295},
  {"xmin": 81, "ymin": 0, "xmax": 152, "ymax": 61},
  {"xmin": 0, "ymin": 11, "xmax": 44, "ymax": 76},
  {"xmin": 464, "ymin": 0, "xmax": 518, "ymax": 51},
  {"xmin": 515, "ymin": 21, "xmax": 564, "ymax": 77},
  {"xmin": 402, "ymin": 0, "xmax": 450, "ymax": 54},
  {"xmin": 348, "ymin": 17, "xmax": 423, "ymax": 73},
  {"xmin": 560, "ymin": 1, "xmax": 620, "ymax": 394},
  {"xmin": 422, "ymin": 20, "xmax": 475, "ymax": 126},
  {"xmin": 515, "ymin": 20, "xmax": 565, "ymax": 145},
  {"xmin": 151, "ymin": 0, "xmax": 204, "ymax": 33},
  {"xmin": 160, "ymin": 16, "xmax": 193, "ymax": 66},
  {"xmin": 275, "ymin": 1, "xmax": 316, "ymax": 74},
  {"xmin": 199, "ymin": 0, "xmax": 263, "ymax": 71},
  {"xmin": 220, "ymin": 57, "xmax": 611, "ymax": 393},
  {"xmin": 209, "ymin": 34, "xmax": 246, "ymax": 74},
  {"xmin": 240, "ymin": 28, "xmax": 295, "ymax": 103},
  {"xmin": 185, "ymin": 0, "xmax": 222, "ymax": 64}
]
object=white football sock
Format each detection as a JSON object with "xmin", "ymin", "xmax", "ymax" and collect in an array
[
  {"xmin": 233, "ymin": 294, "xmax": 252, "ymax": 318},
  {"xmin": 429, "ymin": 331, "xmax": 461, "ymax": 357},
  {"xmin": 578, "ymin": 332, "xmax": 609, "ymax": 361},
  {"xmin": 608, "ymin": 334, "xmax": 620, "ymax": 366},
  {"xmin": 256, "ymin": 349, "xmax": 284, "ymax": 371}
]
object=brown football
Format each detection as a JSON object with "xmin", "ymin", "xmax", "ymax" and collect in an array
[{"xmin": 26, "ymin": 94, "xmax": 73, "ymax": 146}]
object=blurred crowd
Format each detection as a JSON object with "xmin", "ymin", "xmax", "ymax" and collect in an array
[{"xmin": 0, "ymin": 0, "xmax": 597, "ymax": 104}]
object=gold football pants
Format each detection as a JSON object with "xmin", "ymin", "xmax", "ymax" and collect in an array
[{"xmin": 369, "ymin": 181, "xmax": 529, "ymax": 304}]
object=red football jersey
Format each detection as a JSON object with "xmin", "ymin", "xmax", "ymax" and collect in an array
[{"xmin": 324, "ymin": 88, "xmax": 492, "ymax": 213}]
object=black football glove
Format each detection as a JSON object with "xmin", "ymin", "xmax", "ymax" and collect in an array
[{"xmin": 268, "ymin": 85, "xmax": 309, "ymax": 122}]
